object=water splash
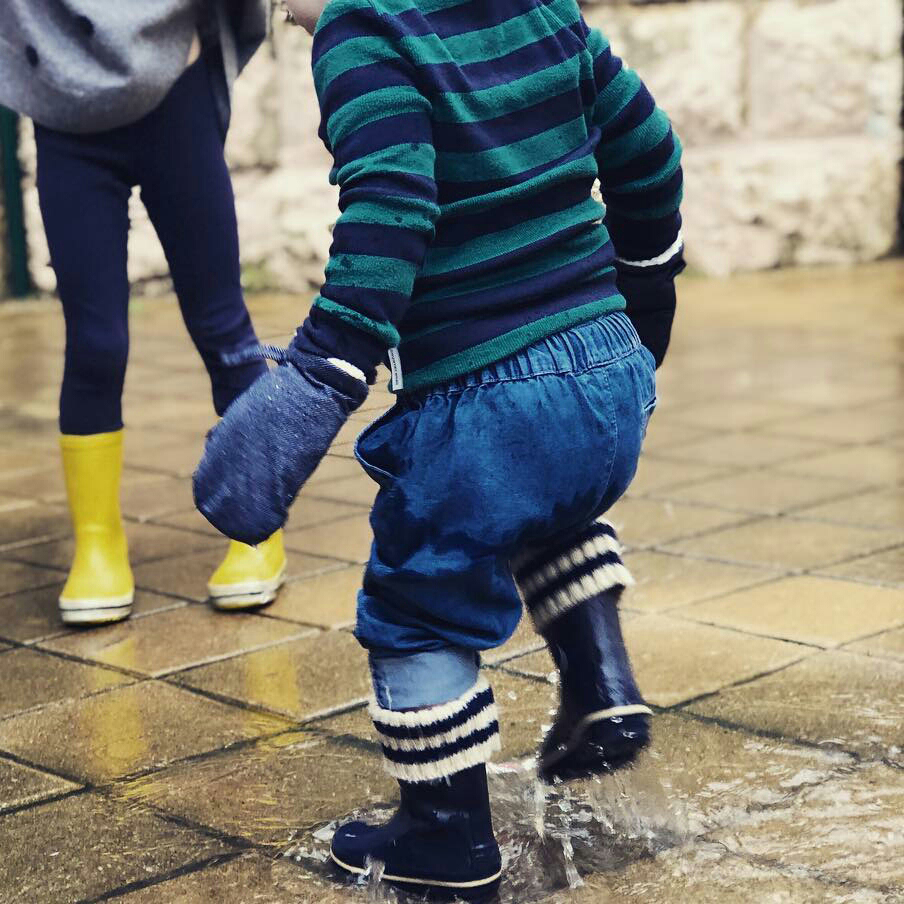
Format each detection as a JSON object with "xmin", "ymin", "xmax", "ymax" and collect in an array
[
  {"xmin": 288, "ymin": 753, "xmax": 693, "ymax": 902},
  {"xmin": 490, "ymin": 754, "xmax": 692, "ymax": 902}
]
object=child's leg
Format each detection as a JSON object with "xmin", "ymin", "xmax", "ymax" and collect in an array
[
  {"xmin": 331, "ymin": 312, "xmax": 654, "ymax": 894},
  {"xmin": 513, "ymin": 517, "xmax": 652, "ymax": 783},
  {"xmin": 136, "ymin": 58, "xmax": 267, "ymax": 416},
  {"xmin": 35, "ymin": 125, "xmax": 135, "ymax": 624},
  {"xmin": 35, "ymin": 126, "xmax": 132, "ymax": 437},
  {"xmin": 137, "ymin": 58, "xmax": 285, "ymax": 606}
]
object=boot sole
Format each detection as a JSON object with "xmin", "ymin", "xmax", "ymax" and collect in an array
[
  {"xmin": 540, "ymin": 705, "xmax": 652, "ymax": 784},
  {"xmin": 330, "ymin": 850, "xmax": 502, "ymax": 900},
  {"xmin": 208, "ymin": 564, "xmax": 286, "ymax": 610},
  {"xmin": 59, "ymin": 592, "xmax": 133, "ymax": 626}
]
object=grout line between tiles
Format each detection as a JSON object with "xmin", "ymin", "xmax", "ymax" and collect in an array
[{"xmin": 76, "ymin": 852, "xmax": 249, "ymax": 904}]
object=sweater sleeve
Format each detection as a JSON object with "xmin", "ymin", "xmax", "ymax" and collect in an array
[
  {"xmin": 585, "ymin": 27, "xmax": 684, "ymax": 265},
  {"xmin": 296, "ymin": 0, "xmax": 440, "ymax": 380}
]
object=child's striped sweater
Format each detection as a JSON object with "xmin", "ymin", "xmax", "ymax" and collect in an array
[{"xmin": 298, "ymin": 0, "xmax": 683, "ymax": 392}]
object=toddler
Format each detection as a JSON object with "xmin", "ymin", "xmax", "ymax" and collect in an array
[{"xmin": 195, "ymin": 0, "xmax": 684, "ymax": 897}]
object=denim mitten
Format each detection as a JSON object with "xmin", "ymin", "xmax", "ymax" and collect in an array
[
  {"xmin": 193, "ymin": 342, "xmax": 367, "ymax": 545},
  {"xmin": 617, "ymin": 251, "xmax": 686, "ymax": 368}
]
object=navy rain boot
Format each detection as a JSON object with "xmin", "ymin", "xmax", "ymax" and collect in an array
[
  {"xmin": 330, "ymin": 677, "xmax": 503, "ymax": 901},
  {"xmin": 514, "ymin": 518, "xmax": 652, "ymax": 784}
]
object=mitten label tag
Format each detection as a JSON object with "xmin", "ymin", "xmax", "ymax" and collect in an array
[{"xmin": 387, "ymin": 348, "xmax": 403, "ymax": 391}]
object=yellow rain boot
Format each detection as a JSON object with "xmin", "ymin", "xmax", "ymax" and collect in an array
[
  {"xmin": 59, "ymin": 431, "xmax": 134, "ymax": 625},
  {"xmin": 207, "ymin": 530, "xmax": 287, "ymax": 610}
]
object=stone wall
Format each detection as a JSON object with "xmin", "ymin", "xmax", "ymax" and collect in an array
[{"xmin": 10, "ymin": 0, "xmax": 904, "ymax": 295}]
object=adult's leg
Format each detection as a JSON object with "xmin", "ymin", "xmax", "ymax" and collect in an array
[{"xmin": 35, "ymin": 125, "xmax": 134, "ymax": 624}]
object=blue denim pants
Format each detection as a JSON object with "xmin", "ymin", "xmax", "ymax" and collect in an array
[{"xmin": 356, "ymin": 312, "xmax": 656, "ymax": 709}]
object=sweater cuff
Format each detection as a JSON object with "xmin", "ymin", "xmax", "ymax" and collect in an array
[
  {"xmin": 295, "ymin": 308, "xmax": 386, "ymax": 385},
  {"xmin": 616, "ymin": 233, "xmax": 684, "ymax": 270}
]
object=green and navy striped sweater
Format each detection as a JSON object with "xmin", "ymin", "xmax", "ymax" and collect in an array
[{"xmin": 297, "ymin": 0, "xmax": 683, "ymax": 392}]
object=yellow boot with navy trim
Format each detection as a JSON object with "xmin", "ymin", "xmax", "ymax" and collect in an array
[
  {"xmin": 58, "ymin": 430, "xmax": 134, "ymax": 625},
  {"xmin": 207, "ymin": 530, "xmax": 287, "ymax": 610}
]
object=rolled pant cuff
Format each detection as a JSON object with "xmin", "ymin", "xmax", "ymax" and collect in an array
[
  {"xmin": 369, "ymin": 647, "xmax": 480, "ymax": 710},
  {"xmin": 370, "ymin": 676, "xmax": 501, "ymax": 783},
  {"xmin": 513, "ymin": 518, "xmax": 634, "ymax": 632}
]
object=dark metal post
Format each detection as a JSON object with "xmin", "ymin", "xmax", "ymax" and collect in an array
[{"xmin": 0, "ymin": 106, "xmax": 31, "ymax": 297}]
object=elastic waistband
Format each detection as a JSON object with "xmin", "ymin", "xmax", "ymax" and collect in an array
[{"xmin": 409, "ymin": 311, "xmax": 641, "ymax": 398}]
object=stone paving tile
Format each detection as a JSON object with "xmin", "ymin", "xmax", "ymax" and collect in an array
[
  {"xmin": 686, "ymin": 650, "xmax": 904, "ymax": 763},
  {"xmin": 554, "ymin": 848, "xmax": 889, "ymax": 904},
  {"xmin": 285, "ymin": 514, "xmax": 374, "ymax": 564},
  {"xmin": 818, "ymin": 545, "xmax": 904, "ymax": 587},
  {"xmin": 177, "ymin": 630, "xmax": 370, "ymax": 721},
  {"xmin": 627, "ymin": 455, "xmax": 731, "ymax": 496},
  {"xmin": 664, "ymin": 517, "xmax": 900, "ymax": 572},
  {"xmin": 0, "ymin": 560, "xmax": 62, "ymax": 598},
  {"xmin": 0, "ymin": 681, "xmax": 289, "ymax": 783},
  {"xmin": 709, "ymin": 764, "xmax": 904, "ymax": 889},
  {"xmin": 502, "ymin": 615, "xmax": 807, "ymax": 708},
  {"xmin": 41, "ymin": 607, "xmax": 312, "ymax": 678},
  {"xmin": 608, "ymin": 497, "xmax": 751, "ymax": 549},
  {"xmin": 265, "ymin": 566, "xmax": 363, "ymax": 627},
  {"xmin": 844, "ymin": 625, "xmax": 904, "ymax": 661},
  {"xmin": 483, "ymin": 614, "xmax": 545, "ymax": 664},
  {"xmin": 776, "ymin": 444, "xmax": 903, "ymax": 485},
  {"xmin": 657, "ymin": 432, "xmax": 830, "ymax": 469},
  {"xmin": 0, "ymin": 446, "xmax": 58, "ymax": 479},
  {"xmin": 639, "ymin": 419, "xmax": 710, "ymax": 455},
  {"xmin": 622, "ymin": 551, "xmax": 779, "ymax": 613},
  {"xmin": 795, "ymin": 487, "xmax": 904, "ymax": 531},
  {"xmin": 283, "ymin": 495, "xmax": 368, "ymax": 532},
  {"xmin": 123, "ymin": 434, "xmax": 205, "ymax": 478},
  {"xmin": 0, "ymin": 584, "xmax": 183, "ymax": 644},
  {"xmin": 123, "ymin": 396, "xmax": 217, "ymax": 430},
  {"xmin": 114, "ymin": 853, "xmax": 351, "ymax": 904},
  {"xmin": 664, "ymin": 398, "xmax": 814, "ymax": 432},
  {"xmin": 132, "ymin": 547, "xmax": 333, "ymax": 602},
  {"xmin": 769, "ymin": 375, "xmax": 901, "ymax": 409},
  {"xmin": 303, "ymin": 473, "xmax": 379, "ymax": 507},
  {"xmin": 677, "ymin": 576, "xmax": 904, "ymax": 648},
  {"xmin": 0, "ymin": 791, "xmax": 233, "ymax": 903},
  {"xmin": 8, "ymin": 521, "xmax": 220, "ymax": 571},
  {"xmin": 149, "ymin": 505, "xmax": 228, "ymax": 536},
  {"xmin": 119, "ymin": 474, "xmax": 196, "ymax": 521},
  {"xmin": 759, "ymin": 398, "xmax": 904, "ymax": 444},
  {"xmin": 306, "ymin": 453, "xmax": 365, "ymax": 485},
  {"xmin": 660, "ymin": 470, "xmax": 864, "ymax": 516},
  {"xmin": 0, "ymin": 648, "xmax": 130, "ymax": 719},
  {"xmin": 117, "ymin": 730, "xmax": 395, "ymax": 849},
  {"xmin": 0, "ymin": 464, "xmax": 67, "ymax": 503},
  {"xmin": 0, "ymin": 757, "xmax": 79, "ymax": 814},
  {"xmin": 0, "ymin": 502, "xmax": 68, "ymax": 548}
]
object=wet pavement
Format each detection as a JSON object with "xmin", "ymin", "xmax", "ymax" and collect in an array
[{"xmin": 0, "ymin": 262, "xmax": 902, "ymax": 903}]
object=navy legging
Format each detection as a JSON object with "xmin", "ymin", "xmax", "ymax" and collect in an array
[{"xmin": 34, "ymin": 55, "xmax": 266, "ymax": 435}]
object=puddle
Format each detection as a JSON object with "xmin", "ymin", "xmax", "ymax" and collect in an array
[{"xmin": 286, "ymin": 753, "xmax": 695, "ymax": 902}]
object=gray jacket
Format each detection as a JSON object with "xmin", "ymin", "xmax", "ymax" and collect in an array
[{"xmin": 0, "ymin": 0, "xmax": 269, "ymax": 134}]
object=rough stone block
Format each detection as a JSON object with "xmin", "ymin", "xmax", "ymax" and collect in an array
[
  {"xmin": 583, "ymin": 1, "xmax": 745, "ymax": 144},
  {"xmin": 226, "ymin": 39, "xmax": 281, "ymax": 171},
  {"xmin": 682, "ymin": 135, "xmax": 902, "ymax": 275},
  {"xmin": 749, "ymin": 0, "xmax": 903, "ymax": 139}
]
